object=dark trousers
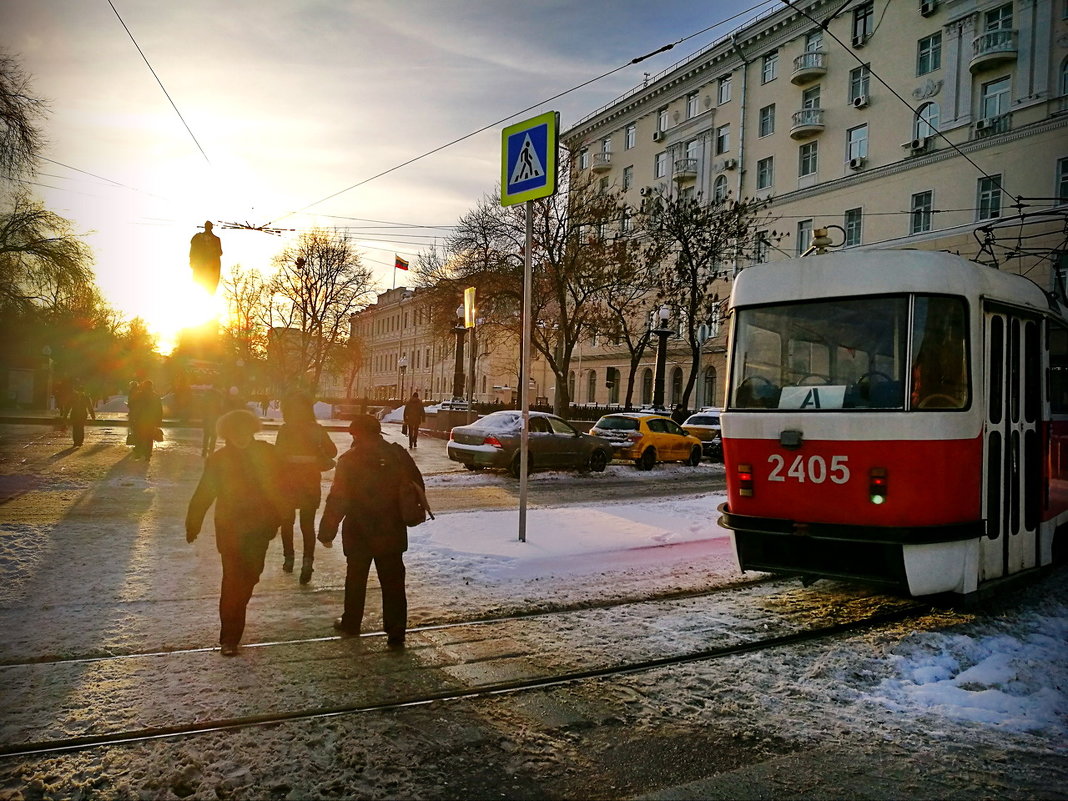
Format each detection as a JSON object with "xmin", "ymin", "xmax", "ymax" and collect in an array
[
  {"xmin": 71, "ymin": 420, "xmax": 86, "ymax": 446},
  {"xmin": 281, "ymin": 507, "xmax": 316, "ymax": 560},
  {"xmin": 218, "ymin": 536, "xmax": 269, "ymax": 646},
  {"xmin": 342, "ymin": 550, "xmax": 407, "ymax": 639},
  {"xmin": 407, "ymin": 424, "xmax": 419, "ymax": 448}
]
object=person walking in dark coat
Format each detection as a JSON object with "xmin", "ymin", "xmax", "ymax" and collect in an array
[
  {"xmin": 276, "ymin": 392, "xmax": 337, "ymax": 583},
  {"xmin": 186, "ymin": 409, "xmax": 286, "ymax": 656},
  {"xmin": 402, "ymin": 391, "xmax": 426, "ymax": 449},
  {"xmin": 132, "ymin": 380, "xmax": 163, "ymax": 461},
  {"xmin": 200, "ymin": 386, "xmax": 224, "ymax": 457},
  {"xmin": 68, "ymin": 383, "xmax": 95, "ymax": 447},
  {"xmin": 318, "ymin": 414, "xmax": 424, "ymax": 646}
]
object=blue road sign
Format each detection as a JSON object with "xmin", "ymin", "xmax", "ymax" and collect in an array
[{"xmin": 501, "ymin": 111, "xmax": 558, "ymax": 206}]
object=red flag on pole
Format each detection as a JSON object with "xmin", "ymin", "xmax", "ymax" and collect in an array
[{"xmin": 395, "ymin": 255, "xmax": 409, "ymax": 271}]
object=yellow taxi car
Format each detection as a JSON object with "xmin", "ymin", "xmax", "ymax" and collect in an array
[{"xmin": 589, "ymin": 411, "xmax": 704, "ymax": 470}]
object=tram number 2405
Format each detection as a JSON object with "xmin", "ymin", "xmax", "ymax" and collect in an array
[{"xmin": 767, "ymin": 454, "xmax": 850, "ymax": 485}]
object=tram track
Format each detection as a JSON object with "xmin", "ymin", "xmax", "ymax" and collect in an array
[{"xmin": 0, "ymin": 591, "xmax": 931, "ymax": 761}]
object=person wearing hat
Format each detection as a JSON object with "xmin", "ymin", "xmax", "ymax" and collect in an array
[
  {"xmin": 185, "ymin": 409, "xmax": 286, "ymax": 656},
  {"xmin": 189, "ymin": 220, "xmax": 223, "ymax": 294},
  {"xmin": 318, "ymin": 414, "xmax": 423, "ymax": 647}
]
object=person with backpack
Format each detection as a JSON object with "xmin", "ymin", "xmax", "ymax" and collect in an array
[
  {"xmin": 317, "ymin": 413, "xmax": 423, "ymax": 647},
  {"xmin": 185, "ymin": 409, "xmax": 286, "ymax": 656},
  {"xmin": 276, "ymin": 391, "xmax": 337, "ymax": 583}
]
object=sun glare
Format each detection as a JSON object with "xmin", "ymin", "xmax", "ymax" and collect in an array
[{"xmin": 152, "ymin": 281, "xmax": 226, "ymax": 355}]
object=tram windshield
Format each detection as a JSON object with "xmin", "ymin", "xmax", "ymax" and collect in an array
[{"xmin": 729, "ymin": 294, "xmax": 968, "ymax": 411}]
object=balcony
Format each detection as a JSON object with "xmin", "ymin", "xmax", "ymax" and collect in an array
[
  {"xmin": 791, "ymin": 51, "xmax": 827, "ymax": 85},
  {"xmin": 790, "ymin": 108, "xmax": 825, "ymax": 139},
  {"xmin": 970, "ymin": 29, "xmax": 1018, "ymax": 73},
  {"xmin": 672, "ymin": 158, "xmax": 698, "ymax": 182},
  {"xmin": 591, "ymin": 152, "xmax": 612, "ymax": 172},
  {"xmin": 974, "ymin": 112, "xmax": 1011, "ymax": 137}
]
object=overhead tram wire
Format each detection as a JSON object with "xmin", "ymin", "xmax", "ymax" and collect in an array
[
  {"xmin": 776, "ymin": 0, "xmax": 1022, "ymax": 206},
  {"xmin": 264, "ymin": 0, "xmax": 777, "ymax": 228},
  {"xmin": 106, "ymin": 0, "xmax": 211, "ymax": 167}
]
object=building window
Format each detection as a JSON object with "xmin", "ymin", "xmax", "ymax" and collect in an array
[
  {"xmin": 702, "ymin": 367, "xmax": 718, "ymax": 408},
  {"xmin": 568, "ymin": 371, "xmax": 575, "ymax": 401},
  {"xmin": 758, "ymin": 104, "xmax": 775, "ymax": 137},
  {"xmin": 687, "ymin": 91, "xmax": 700, "ymax": 119},
  {"xmin": 802, "ymin": 84, "xmax": 821, "ymax": 110},
  {"xmin": 917, "ymin": 33, "xmax": 942, "ymax": 75},
  {"xmin": 622, "ymin": 165, "xmax": 633, "ymax": 191},
  {"xmin": 713, "ymin": 175, "xmax": 728, "ymax": 203},
  {"xmin": 586, "ymin": 370, "xmax": 597, "ymax": 404},
  {"xmin": 799, "ymin": 141, "xmax": 818, "ymax": 177},
  {"xmin": 755, "ymin": 231, "xmax": 770, "ymax": 263},
  {"xmin": 797, "ymin": 219, "xmax": 813, "ymax": 255},
  {"xmin": 620, "ymin": 208, "xmax": 632, "ymax": 232},
  {"xmin": 757, "ymin": 156, "xmax": 774, "ymax": 190},
  {"xmin": 762, "ymin": 50, "xmax": 778, "ymax": 83},
  {"xmin": 601, "ymin": 137, "xmax": 611, "ymax": 155},
  {"xmin": 654, "ymin": 151, "xmax": 668, "ymax": 179},
  {"xmin": 853, "ymin": 2, "xmax": 874, "ymax": 43},
  {"xmin": 625, "ymin": 123, "xmax": 636, "ymax": 149},
  {"xmin": 718, "ymin": 74, "xmax": 732, "ymax": 104},
  {"xmin": 1058, "ymin": 157, "xmax": 1068, "ymax": 205},
  {"xmin": 978, "ymin": 175, "xmax": 1003, "ymax": 220},
  {"xmin": 985, "ymin": 4, "xmax": 1013, "ymax": 31},
  {"xmin": 914, "ymin": 102, "xmax": 940, "ymax": 138},
  {"xmin": 981, "ymin": 76, "xmax": 1011, "ymax": 120},
  {"xmin": 599, "ymin": 176, "xmax": 609, "ymax": 192},
  {"xmin": 805, "ymin": 30, "xmax": 823, "ymax": 53},
  {"xmin": 847, "ymin": 124, "xmax": 869, "ymax": 160},
  {"xmin": 657, "ymin": 106, "xmax": 668, "ymax": 132},
  {"xmin": 641, "ymin": 368, "xmax": 653, "ymax": 406},
  {"xmin": 848, "ymin": 66, "xmax": 870, "ymax": 103},
  {"xmin": 579, "ymin": 148, "xmax": 589, "ymax": 169},
  {"xmin": 911, "ymin": 190, "xmax": 933, "ymax": 234},
  {"xmin": 844, "ymin": 208, "xmax": 862, "ymax": 246},
  {"xmin": 715, "ymin": 124, "xmax": 730, "ymax": 154}
]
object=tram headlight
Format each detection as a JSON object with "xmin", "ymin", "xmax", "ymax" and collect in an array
[
  {"xmin": 869, "ymin": 467, "xmax": 888, "ymax": 504},
  {"xmin": 738, "ymin": 464, "xmax": 754, "ymax": 497}
]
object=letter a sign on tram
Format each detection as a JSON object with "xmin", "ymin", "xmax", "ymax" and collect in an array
[{"xmin": 501, "ymin": 111, "xmax": 559, "ymax": 207}]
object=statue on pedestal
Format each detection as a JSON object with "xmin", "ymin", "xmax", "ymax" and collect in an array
[{"xmin": 189, "ymin": 220, "xmax": 223, "ymax": 293}]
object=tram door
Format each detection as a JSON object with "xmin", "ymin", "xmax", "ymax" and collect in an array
[{"xmin": 981, "ymin": 309, "xmax": 1042, "ymax": 580}]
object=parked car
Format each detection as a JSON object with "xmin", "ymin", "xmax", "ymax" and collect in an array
[
  {"xmin": 682, "ymin": 409, "xmax": 722, "ymax": 461},
  {"xmin": 447, "ymin": 410, "xmax": 613, "ymax": 478},
  {"xmin": 589, "ymin": 412, "xmax": 703, "ymax": 470}
]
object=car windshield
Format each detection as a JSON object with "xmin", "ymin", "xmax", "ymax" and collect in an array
[
  {"xmin": 594, "ymin": 416, "xmax": 639, "ymax": 431},
  {"xmin": 477, "ymin": 412, "xmax": 522, "ymax": 431},
  {"xmin": 686, "ymin": 415, "xmax": 719, "ymax": 426},
  {"xmin": 729, "ymin": 294, "xmax": 968, "ymax": 411}
]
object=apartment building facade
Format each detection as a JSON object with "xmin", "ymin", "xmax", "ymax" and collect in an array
[{"xmin": 563, "ymin": 0, "xmax": 1067, "ymax": 409}]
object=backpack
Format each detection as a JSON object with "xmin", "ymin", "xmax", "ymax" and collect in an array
[{"xmin": 389, "ymin": 443, "xmax": 433, "ymax": 526}]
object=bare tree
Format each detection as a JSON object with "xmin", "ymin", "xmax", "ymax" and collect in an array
[
  {"xmin": 0, "ymin": 50, "xmax": 46, "ymax": 181},
  {"xmin": 266, "ymin": 229, "xmax": 375, "ymax": 395},
  {"xmin": 638, "ymin": 190, "xmax": 782, "ymax": 411},
  {"xmin": 220, "ymin": 265, "xmax": 269, "ymax": 365}
]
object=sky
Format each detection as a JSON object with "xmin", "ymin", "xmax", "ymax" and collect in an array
[{"xmin": 2, "ymin": 0, "xmax": 776, "ymax": 352}]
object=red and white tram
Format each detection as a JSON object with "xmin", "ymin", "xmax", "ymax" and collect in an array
[{"xmin": 718, "ymin": 250, "xmax": 1068, "ymax": 596}]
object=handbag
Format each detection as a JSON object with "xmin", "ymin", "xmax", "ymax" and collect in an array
[
  {"xmin": 401, "ymin": 422, "xmax": 408, "ymax": 436},
  {"xmin": 398, "ymin": 480, "xmax": 433, "ymax": 526}
]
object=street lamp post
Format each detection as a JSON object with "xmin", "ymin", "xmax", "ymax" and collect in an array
[
  {"xmin": 651, "ymin": 306, "xmax": 672, "ymax": 412},
  {"xmin": 398, "ymin": 355, "xmax": 408, "ymax": 399},
  {"xmin": 452, "ymin": 305, "xmax": 466, "ymax": 402}
]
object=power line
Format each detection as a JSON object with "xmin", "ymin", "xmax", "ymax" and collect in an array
[{"xmin": 106, "ymin": 0, "xmax": 211, "ymax": 166}]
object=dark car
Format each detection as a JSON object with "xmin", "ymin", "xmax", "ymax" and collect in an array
[{"xmin": 447, "ymin": 410, "xmax": 613, "ymax": 478}]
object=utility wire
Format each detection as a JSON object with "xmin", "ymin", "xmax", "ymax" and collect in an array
[
  {"xmin": 267, "ymin": 0, "xmax": 774, "ymax": 226},
  {"xmin": 106, "ymin": 0, "xmax": 211, "ymax": 167}
]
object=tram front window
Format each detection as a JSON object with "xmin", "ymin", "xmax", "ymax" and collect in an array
[{"xmin": 731, "ymin": 296, "xmax": 909, "ymax": 410}]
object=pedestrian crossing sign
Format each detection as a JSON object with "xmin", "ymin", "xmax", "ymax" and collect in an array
[{"xmin": 501, "ymin": 111, "xmax": 558, "ymax": 207}]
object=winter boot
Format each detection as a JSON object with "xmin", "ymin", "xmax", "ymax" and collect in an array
[
  {"xmin": 299, "ymin": 557, "xmax": 314, "ymax": 585},
  {"xmin": 282, "ymin": 554, "xmax": 295, "ymax": 573}
]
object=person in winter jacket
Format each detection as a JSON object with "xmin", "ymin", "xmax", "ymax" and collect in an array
[
  {"xmin": 402, "ymin": 391, "xmax": 426, "ymax": 449},
  {"xmin": 131, "ymin": 380, "xmax": 163, "ymax": 461},
  {"xmin": 68, "ymin": 382, "xmax": 96, "ymax": 447},
  {"xmin": 276, "ymin": 392, "xmax": 337, "ymax": 583},
  {"xmin": 318, "ymin": 414, "xmax": 423, "ymax": 647},
  {"xmin": 185, "ymin": 409, "xmax": 286, "ymax": 656}
]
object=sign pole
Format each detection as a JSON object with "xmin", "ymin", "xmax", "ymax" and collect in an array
[{"xmin": 518, "ymin": 200, "xmax": 534, "ymax": 542}]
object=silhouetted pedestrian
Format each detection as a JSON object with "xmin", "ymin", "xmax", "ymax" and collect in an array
[
  {"xmin": 318, "ymin": 414, "xmax": 423, "ymax": 647},
  {"xmin": 68, "ymin": 383, "xmax": 95, "ymax": 447},
  {"xmin": 201, "ymin": 386, "xmax": 224, "ymax": 457},
  {"xmin": 186, "ymin": 409, "xmax": 286, "ymax": 656},
  {"xmin": 276, "ymin": 392, "xmax": 336, "ymax": 583},
  {"xmin": 402, "ymin": 391, "xmax": 425, "ymax": 449},
  {"xmin": 132, "ymin": 380, "xmax": 163, "ymax": 461}
]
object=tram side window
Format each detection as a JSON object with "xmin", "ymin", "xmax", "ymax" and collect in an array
[
  {"xmin": 1051, "ymin": 325, "xmax": 1068, "ymax": 414},
  {"xmin": 910, "ymin": 296, "xmax": 969, "ymax": 410}
]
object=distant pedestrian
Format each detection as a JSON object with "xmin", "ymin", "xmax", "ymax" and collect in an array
[
  {"xmin": 276, "ymin": 392, "xmax": 336, "ymax": 583},
  {"xmin": 318, "ymin": 414, "xmax": 423, "ymax": 646},
  {"xmin": 186, "ymin": 409, "xmax": 286, "ymax": 656},
  {"xmin": 125, "ymin": 380, "xmax": 141, "ymax": 447},
  {"xmin": 200, "ymin": 386, "xmax": 224, "ymax": 457},
  {"xmin": 132, "ymin": 380, "xmax": 163, "ymax": 461},
  {"xmin": 68, "ymin": 383, "xmax": 95, "ymax": 447},
  {"xmin": 402, "ymin": 391, "xmax": 425, "ymax": 449}
]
